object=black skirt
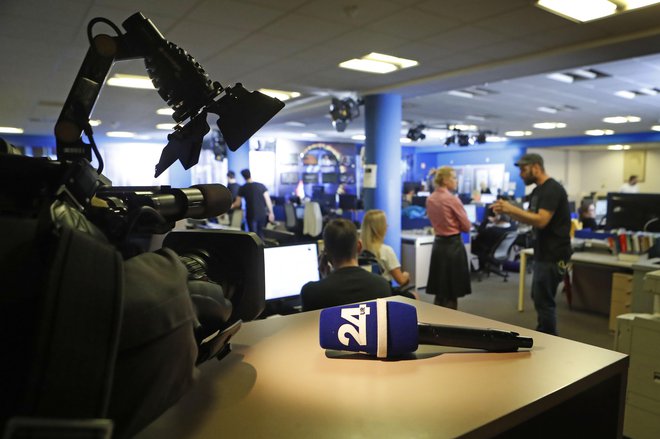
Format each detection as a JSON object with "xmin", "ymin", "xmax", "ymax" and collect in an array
[{"xmin": 426, "ymin": 234, "xmax": 472, "ymax": 300}]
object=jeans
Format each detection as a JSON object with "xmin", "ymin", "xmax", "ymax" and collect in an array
[
  {"xmin": 247, "ymin": 216, "xmax": 266, "ymax": 238},
  {"xmin": 531, "ymin": 260, "xmax": 566, "ymax": 335}
]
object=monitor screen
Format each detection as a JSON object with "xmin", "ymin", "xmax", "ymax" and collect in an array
[
  {"xmin": 464, "ymin": 204, "xmax": 477, "ymax": 223},
  {"xmin": 280, "ymin": 172, "xmax": 299, "ymax": 185},
  {"xmin": 479, "ymin": 193, "xmax": 496, "ymax": 204},
  {"xmin": 412, "ymin": 195, "xmax": 427, "ymax": 207},
  {"xmin": 263, "ymin": 243, "xmax": 320, "ymax": 300},
  {"xmin": 322, "ymin": 172, "xmax": 338, "ymax": 184},
  {"xmin": 302, "ymin": 172, "xmax": 318, "ymax": 184},
  {"xmin": 339, "ymin": 194, "xmax": 358, "ymax": 210},
  {"xmin": 595, "ymin": 199, "xmax": 608, "ymax": 217},
  {"xmin": 606, "ymin": 192, "xmax": 660, "ymax": 231}
]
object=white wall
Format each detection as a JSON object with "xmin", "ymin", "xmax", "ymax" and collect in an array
[{"xmin": 527, "ymin": 147, "xmax": 660, "ymax": 201}]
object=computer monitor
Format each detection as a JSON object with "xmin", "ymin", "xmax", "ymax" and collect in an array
[
  {"xmin": 412, "ymin": 195, "xmax": 427, "ymax": 207},
  {"xmin": 263, "ymin": 243, "xmax": 320, "ymax": 301},
  {"xmin": 479, "ymin": 193, "xmax": 496, "ymax": 204},
  {"xmin": 606, "ymin": 192, "xmax": 660, "ymax": 231},
  {"xmin": 322, "ymin": 172, "xmax": 338, "ymax": 184},
  {"xmin": 464, "ymin": 204, "xmax": 477, "ymax": 223},
  {"xmin": 280, "ymin": 172, "xmax": 299, "ymax": 185},
  {"xmin": 595, "ymin": 199, "xmax": 608, "ymax": 217},
  {"xmin": 302, "ymin": 172, "xmax": 318, "ymax": 184},
  {"xmin": 338, "ymin": 194, "xmax": 358, "ymax": 210}
]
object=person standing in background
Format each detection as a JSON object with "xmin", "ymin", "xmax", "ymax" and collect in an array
[
  {"xmin": 425, "ymin": 166, "xmax": 472, "ymax": 309},
  {"xmin": 226, "ymin": 170, "xmax": 240, "ymax": 201},
  {"xmin": 492, "ymin": 153, "xmax": 571, "ymax": 335},
  {"xmin": 231, "ymin": 169, "xmax": 274, "ymax": 238},
  {"xmin": 620, "ymin": 175, "xmax": 640, "ymax": 193}
]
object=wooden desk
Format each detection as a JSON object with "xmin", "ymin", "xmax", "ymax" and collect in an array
[
  {"xmin": 518, "ymin": 249, "xmax": 634, "ymax": 312},
  {"xmin": 137, "ymin": 297, "xmax": 628, "ymax": 439}
]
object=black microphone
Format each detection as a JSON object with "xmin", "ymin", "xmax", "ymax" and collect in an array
[
  {"xmin": 96, "ymin": 183, "xmax": 232, "ymax": 221},
  {"xmin": 319, "ymin": 300, "xmax": 533, "ymax": 358}
]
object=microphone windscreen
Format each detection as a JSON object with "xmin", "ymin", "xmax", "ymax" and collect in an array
[
  {"xmin": 192, "ymin": 184, "xmax": 232, "ymax": 217},
  {"xmin": 319, "ymin": 300, "xmax": 418, "ymax": 358}
]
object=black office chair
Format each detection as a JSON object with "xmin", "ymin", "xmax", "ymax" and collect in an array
[
  {"xmin": 358, "ymin": 250, "xmax": 416, "ymax": 299},
  {"xmin": 479, "ymin": 230, "xmax": 518, "ymax": 282}
]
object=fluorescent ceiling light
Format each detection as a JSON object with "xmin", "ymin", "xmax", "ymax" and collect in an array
[
  {"xmin": 623, "ymin": 1, "xmax": 660, "ymax": 10},
  {"xmin": 572, "ymin": 69, "xmax": 598, "ymax": 79},
  {"xmin": 614, "ymin": 90, "xmax": 637, "ymax": 99},
  {"xmin": 106, "ymin": 131, "xmax": 136, "ymax": 138},
  {"xmin": 536, "ymin": 0, "xmax": 617, "ymax": 22},
  {"xmin": 537, "ymin": 106, "xmax": 558, "ymax": 114},
  {"xmin": 339, "ymin": 59, "xmax": 396, "ymax": 74},
  {"xmin": 285, "ymin": 121, "xmax": 306, "ymax": 127},
  {"xmin": 546, "ymin": 72, "xmax": 574, "ymax": 83},
  {"xmin": 504, "ymin": 130, "xmax": 533, "ymax": 137},
  {"xmin": 607, "ymin": 144, "xmax": 631, "ymax": 150},
  {"xmin": 448, "ymin": 90, "xmax": 474, "ymax": 98},
  {"xmin": 603, "ymin": 115, "xmax": 641, "ymax": 123},
  {"xmin": 466, "ymin": 115, "xmax": 486, "ymax": 121},
  {"xmin": 156, "ymin": 123, "xmax": 177, "ymax": 130},
  {"xmin": 89, "ymin": 119, "xmax": 102, "ymax": 127},
  {"xmin": 258, "ymin": 88, "xmax": 301, "ymax": 101},
  {"xmin": 157, "ymin": 107, "xmax": 175, "ymax": 115},
  {"xmin": 0, "ymin": 126, "xmax": 24, "ymax": 134},
  {"xmin": 450, "ymin": 124, "xmax": 478, "ymax": 131},
  {"xmin": 106, "ymin": 74, "xmax": 155, "ymax": 89},
  {"xmin": 585, "ymin": 129, "xmax": 615, "ymax": 135},
  {"xmin": 339, "ymin": 52, "xmax": 418, "ymax": 74},
  {"xmin": 639, "ymin": 88, "xmax": 659, "ymax": 95},
  {"xmin": 533, "ymin": 122, "xmax": 567, "ymax": 129},
  {"xmin": 300, "ymin": 132, "xmax": 318, "ymax": 138},
  {"xmin": 351, "ymin": 134, "xmax": 366, "ymax": 140},
  {"xmin": 400, "ymin": 137, "xmax": 412, "ymax": 144},
  {"xmin": 486, "ymin": 136, "xmax": 508, "ymax": 142},
  {"xmin": 651, "ymin": 125, "xmax": 660, "ymax": 131}
]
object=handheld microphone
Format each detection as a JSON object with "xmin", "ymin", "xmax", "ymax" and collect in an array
[{"xmin": 319, "ymin": 299, "xmax": 533, "ymax": 358}]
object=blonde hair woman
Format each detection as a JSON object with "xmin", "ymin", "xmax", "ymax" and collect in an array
[
  {"xmin": 361, "ymin": 209, "xmax": 410, "ymax": 287},
  {"xmin": 425, "ymin": 166, "xmax": 472, "ymax": 309}
]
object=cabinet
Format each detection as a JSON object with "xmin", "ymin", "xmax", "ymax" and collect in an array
[
  {"xmin": 400, "ymin": 234, "xmax": 434, "ymax": 289},
  {"xmin": 615, "ymin": 314, "xmax": 660, "ymax": 439},
  {"xmin": 610, "ymin": 273, "xmax": 633, "ymax": 331}
]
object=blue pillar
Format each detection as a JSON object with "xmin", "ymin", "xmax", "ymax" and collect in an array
[
  {"xmin": 227, "ymin": 141, "xmax": 250, "ymax": 176},
  {"xmin": 363, "ymin": 93, "xmax": 402, "ymax": 258}
]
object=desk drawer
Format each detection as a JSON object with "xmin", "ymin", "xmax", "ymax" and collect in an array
[
  {"xmin": 611, "ymin": 287, "xmax": 632, "ymax": 303},
  {"xmin": 609, "ymin": 301, "xmax": 632, "ymax": 331},
  {"xmin": 612, "ymin": 272, "xmax": 633, "ymax": 293},
  {"xmin": 624, "ymin": 394, "xmax": 660, "ymax": 439},
  {"xmin": 628, "ymin": 353, "xmax": 660, "ymax": 402}
]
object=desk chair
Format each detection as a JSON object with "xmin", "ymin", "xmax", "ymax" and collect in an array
[
  {"xmin": 478, "ymin": 230, "xmax": 518, "ymax": 282},
  {"xmin": 303, "ymin": 201, "xmax": 323, "ymax": 238},
  {"xmin": 358, "ymin": 250, "xmax": 416, "ymax": 299},
  {"xmin": 284, "ymin": 202, "xmax": 302, "ymax": 236}
]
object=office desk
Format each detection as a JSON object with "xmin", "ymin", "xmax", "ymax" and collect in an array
[
  {"xmin": 518, "ymin": 249, "xmax": 634, "ymax": 312},
  {"xmin": 137, "ymin": 297, "xmax": 628, "ymax": 439}
]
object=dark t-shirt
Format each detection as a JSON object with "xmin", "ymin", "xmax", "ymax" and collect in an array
[
  {"xmin": 227, "ymin": 182, "xmax": 240, "ymax": 201},
  {"xmin": 238, "ymin": 182, "xmax": 268, "ymax": 220},
  {"xmin": 528, "ymin": 178, "xmax": 572, "ymax": 262},
  {"xmin": 300, "ymin": 266, "xmax": 392, "ymax": 311}
]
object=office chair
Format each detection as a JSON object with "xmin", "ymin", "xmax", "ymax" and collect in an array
[
  {"xmin": 358, "ymin": 250, "xmax": 416, "ymax": 299},
  {"xmin": 478, "ymin": 230, "xmax": 518, "ymax": 282},
  {"xmin": 303, "ymin": 201, "xmax": 323, "ymax": 238},
  {"xmin": 229, "ymin": 209, "xmax": 243, "ymax": 229}
]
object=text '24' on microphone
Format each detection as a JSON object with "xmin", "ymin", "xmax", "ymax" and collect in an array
[{"xmin": 319, "ymin": 299, "xmax": 533, "ymax": 358}]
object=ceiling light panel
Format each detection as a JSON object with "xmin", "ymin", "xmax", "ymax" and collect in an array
[
  {"xmin": 106, "ymin": 74, "xmax": 155, "ymax": 89},
  {"xmin": 536, "ymin": 0, "xmax": 618, "ymax": 22},
  {"xmin": 339, "ymin": 52, "xmax": 418, "ymax": 74},
  {"xmin": 585, "ymin": 129, "xmax": 615, "ymax": 135},
  {"xmin": 258, "ymin": 88, "xmax": 301, "ymax": 101}
]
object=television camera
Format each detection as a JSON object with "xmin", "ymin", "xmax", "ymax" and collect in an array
[{"xmin": 1, "ymin": 11, "xmax": 283, "ymax": 437}]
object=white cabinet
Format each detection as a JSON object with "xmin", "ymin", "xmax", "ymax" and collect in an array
[{"xmin": 401, "ymin": 234, "xmax": 434, "ymax": 289}]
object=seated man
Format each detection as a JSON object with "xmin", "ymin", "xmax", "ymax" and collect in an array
[{"xmin": 300, "ymin": 218, "xmax": 392, "ymax": 311}]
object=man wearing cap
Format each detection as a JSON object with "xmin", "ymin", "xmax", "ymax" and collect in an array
[{"xmin": 492, "ymin": 153, "xmax": 571, "ymax": 335}]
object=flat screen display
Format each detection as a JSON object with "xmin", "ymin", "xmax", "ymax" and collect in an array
[
  {"xmin": 302, "ymin": 172, "xmax": 318, "ymax": 184},
  {"xmin": 322, "ymin": 172, "xmax": 338, "ymax": 183},
  {"xmin": 464, "ymin": 204, "xmax": 477, "ymax": 223},
  {"xmin": 264, "ymin": 243, "xmax": 319, "ymax": 300},
  {"xmin": 280, "ymin": 172, "xmax": 299, "ymax": 184}
]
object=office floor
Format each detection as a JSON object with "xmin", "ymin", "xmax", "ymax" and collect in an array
[{"xmin": 417, "ymin": 272, "xmax": 616, "ymax": 351}]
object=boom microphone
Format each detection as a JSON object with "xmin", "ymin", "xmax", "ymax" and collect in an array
[{"xmin": 319, "ymin": 299, "xmax": 533, "ymax": 358}]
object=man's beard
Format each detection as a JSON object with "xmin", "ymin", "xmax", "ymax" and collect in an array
[{"xmin": 522, "ymin": 175, "xmax": 536, "ymax": 185}]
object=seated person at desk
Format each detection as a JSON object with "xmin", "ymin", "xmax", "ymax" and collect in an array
[
  {"xmin": 578, "ymin": 201, "xmax": 598, "ymax": 230},
  {"xmin": 300, "ymin": 218, "xmax": 391, "ymax": 311},
  {"xmin": 360, "ymin": 209, "xmax": 411, "ymax": 287},
  {"xmin": 471, "ymin": 213, "xmax": 516, "ymax": 267}
]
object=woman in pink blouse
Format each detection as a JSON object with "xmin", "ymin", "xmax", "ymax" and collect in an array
[{"xmin": 425, "ymin": 166, "xmax": 472, "ymax": 309}]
